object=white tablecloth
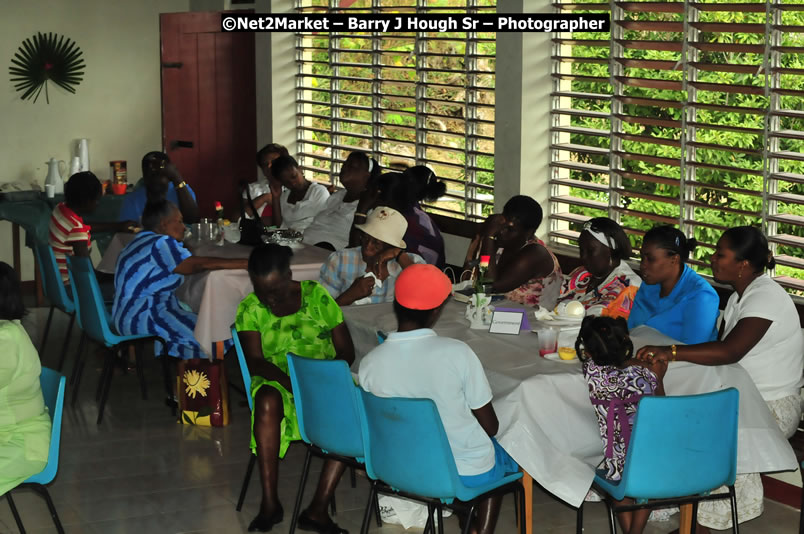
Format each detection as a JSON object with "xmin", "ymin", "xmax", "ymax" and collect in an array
[
  {"xmin": 342, "ymin": 300, "xmax": 798, "ymax": 508},
  {"xmin": 97, "ymin": 233, "xmax": 331, "ymax": 355}
]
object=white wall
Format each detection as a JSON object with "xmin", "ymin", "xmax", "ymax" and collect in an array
[{"xmin": 0, "ymin": 0, "xmax": 188, "ymax": 279}]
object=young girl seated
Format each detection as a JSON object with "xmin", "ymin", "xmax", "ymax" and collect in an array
[{"xmin": 576, "ymin": 316, "xmax": 667, "ymax": 534}]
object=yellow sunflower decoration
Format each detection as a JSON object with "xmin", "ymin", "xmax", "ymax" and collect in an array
[{"xmin": 183, "ymin": 369, "xmax": 211, "ymax": 399}]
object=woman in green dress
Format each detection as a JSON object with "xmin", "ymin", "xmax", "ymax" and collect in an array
[
  {"xmin": 0, "ymin": 261, "xmax": 51, "ymax": 496},
  {"xmin": 236, "ymin": 244, "xmax": 355, "ymax": 533}
]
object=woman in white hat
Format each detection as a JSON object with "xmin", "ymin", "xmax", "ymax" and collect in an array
[{"xmin": 318, "ymin": 206, "xmax": 426, "ymax": 306}]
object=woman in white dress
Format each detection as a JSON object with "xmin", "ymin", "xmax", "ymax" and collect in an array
[{"xmin": 268, "ymin": 155, "xmax": 330, "ymax": 233}]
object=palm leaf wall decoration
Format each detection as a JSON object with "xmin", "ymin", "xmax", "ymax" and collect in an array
[{"xmin": 9, "ymin": 32, "xmax": 85, "ymax": 104}]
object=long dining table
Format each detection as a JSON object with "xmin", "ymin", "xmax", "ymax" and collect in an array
[
  {"xmin": 97, "ymin": 232, "xmax": 332, "ymax": 356},
  {"xmin": 341, "ymin": 299, "xmax": 798, "ymax": 534}
]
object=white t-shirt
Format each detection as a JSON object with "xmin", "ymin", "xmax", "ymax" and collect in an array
[
  {"xmin": 723, "ymin": 274, "xmax": 804, "ymax": 401},
  {"xmin": 280, "ymin": 182, "xmax": 330, "ymax": 232},
  {"xmin": 302, "ymin": 189, "xmax": 358, "ymax": 250},
  {"xmin": 358, "ymin": 328, "xmax": 496, "ymax": 476}
]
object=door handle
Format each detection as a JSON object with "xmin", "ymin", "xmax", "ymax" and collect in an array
[{"xmin": 170, "ymin": 140, "xmax": 194, "ymax": 149}]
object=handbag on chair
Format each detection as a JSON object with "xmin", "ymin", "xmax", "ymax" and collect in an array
[{"xmin": 238, "ymin": 181, "xmax": 269, "ymax": 247}]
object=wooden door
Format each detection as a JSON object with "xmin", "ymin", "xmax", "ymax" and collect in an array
[{"xmin": 160, "ymin": 11, "xmax": 256, "ymax": 219}]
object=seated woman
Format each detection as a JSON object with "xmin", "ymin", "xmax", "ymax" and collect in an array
[
  {"xmin": 119, "ymin": 151, "xmax": 199, "ymax": 223},
  {"xmin": 235, "ymin": 244, "xmax": 355, "ymax": 533},
  {"xmin": 302, "ymin": 151, "xmax": 380, "ymax": 250},
  {"xmin": 627, "ymin": 226, "xmax": 719, "ymax": 344},
  {"xmin": 319, "ymin": 206, "xmax": 425, "ymax": 306},
  {"xmin": 463, "ymin": 195, "xmax": 562, "ymax": 309},
  {"xmin": 0, "ymin": 262, "xmax": 52, "ymax": 497},
  {"xmin": 354, "ymin": 168, "xmax": 447, "ymax": 268},
  {"xmin": 268, "ymin": 155, "xmax": 330, "ymax": 233},
  {"xmin": 556, "ymin": 217, "xmax": 641, "ymax": 319},
  {"xmin": 637, "ymin": 226, "xmax": 804, "ymax": 533},
  {"xmin": 112, "ymin": 201, "xmax": 247, "ymax": 359},
  {"xmin": 244, "ymin": 143, "xmax": 289, "ymax": 220}
]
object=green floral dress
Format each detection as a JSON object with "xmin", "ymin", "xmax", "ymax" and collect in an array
[{"xmin": 235, "ymin": 280, "xmax": 344, "ymax": 457}]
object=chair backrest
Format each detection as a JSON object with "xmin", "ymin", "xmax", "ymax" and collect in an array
[
  {"xmin": 230, "ymin": 325, "xmax": 253, "ymax": 411},
  {"xmin": 28, "ymin": 368, "xmax": 66, "ymax": 485},
  {"xmin": 32, "ymin": 240, "xmax": 74, "ymax": 314},
  {"xmin": 66, "ymin": 255, "xmax": 116, "ymax": 345},
  {"xmin": 357, "ymin": 389, "xmax": 460, "ymax": 499},
  {"xmin": 287, "ymin": 355, "xmax": 364, "ymax": 459},
  {"xmin": 619, "ymin": 388, "xmax": 739, "ymax": 499}
]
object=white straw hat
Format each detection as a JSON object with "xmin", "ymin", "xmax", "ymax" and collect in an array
[{"xmin": 354, "ymin": 206, "xmax": 407, "ymax": 249}]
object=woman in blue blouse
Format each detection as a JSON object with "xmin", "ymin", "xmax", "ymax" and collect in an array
[
  {"xmin": 113, "ymin": 201, "xmax": 247, "ymax": 358},
  {"xmin": 627, "ymin": 226, "xmax": 719, "ymax": 344}
]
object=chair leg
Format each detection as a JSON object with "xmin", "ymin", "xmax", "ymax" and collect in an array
[
  {"xmin": 606, "ymin": 501, "xmax": 617, "ymax": 534},
  {"xmin": 6, "ymin": 492, "xmax": 25, "ymax": 534},
  {"xmin": 519, "ymin": 486, "xmax": 527, "ymax": 534},
  {"xmin": 437, "ymin": 504, "xmax": 444, "ymax": 534},
  {"xmin": 161, "ymin": 352, "xmax": 176, "ymax": 417},
  {"xmin": 55, "ymin": 312, "xmax": 75, "ymax": 372},
  {"xmin": 31, "ymin": 485, "xmax": 65, "ymax": 534},
  {"xmin": 96, "ymin": 349, "xmax": 116, "ymax": 424},
  {"xmin": 461, "ymin": 504, "xmax": 475, "ymax": 534},
  {"xmin": 374, "ymin": 489, "xmax": 382, "ymax": 527},
  {"xmin": 691, "ymin": 501, "xmax": 699, "ymax": 534},
  {"xmin": 70, "ymin": 334, "xmax": 88, "ymax": 407},
  {"xmin": 360, "ymin": 481, "xmax": 377, "ymax": 534},
  {"xmin": 69, "ymin": 332, "xmax": 86, "ymax": 385},
  {"xmin": 289, "ymin": 447, "xmax": 313, "ymax": 534},
  {"xmin": 350, "ymin": 466, "xmax": 357, "ymax": 488},
  {"xmin": 40, "ymin": 305, "xmax": 55, "ymax": 356},
  {"xmin": 135, "ymin": 343, "xmax": 147, "ymax": 400},
  {"xmin": 95, "ymin": 349, "xmax": 112, "ymax": 402},
  {"xmin": 729, "ymin": 485, "xmax": 740, "ymax": 534},
  {"xmin": 236, "ymin": 454, "xmax": 257, "ymax": 512},
  {"xmin": 576, "ymin": 502, "xmax": 583, "ymax": 534}
]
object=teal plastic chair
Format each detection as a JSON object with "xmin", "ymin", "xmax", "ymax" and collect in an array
[
  {"xmin": 32, "ymin": 240, "xmax": 77, "ymax": 372},
  {"xmin": 287, "ymin": 354, "xmax": 381, "ymax": 533},
  {"xmin": 67, "ymin": 255, "xmax": 169, "ymax": 424},
  {"xmin": 5, "ymin": 368, "xmax": 67, "ymax": 534},
  {"xmin": 357, "ymin": 389, "xmax": 525, "ymax": 534},
  {"xmin": 581, "ymin": 388, "xmax": 740, "ymax": 534},
  {"xmin": 230, "ymin": 325, "xmax": 257, "ymax": 512}
]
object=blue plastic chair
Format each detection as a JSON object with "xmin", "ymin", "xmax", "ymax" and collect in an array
[
  {"xmin": 32, "ymin": 240, "xmax": 77, "ymax": 372},
  {"xmin": 67, "ymin": 255, "xmax": 170, "ymax": 424},
  {"xmin": 5, "ymin": 368, "xmax": 67, "ymax": 534},
  {"xmin": 287, "ymin": 354, "xmax": 381, "ymax": 533},
  {"xmin": 581, "ymin": 388, "xmax": 740, "ymax": 534},
  {"xmin": 230, "ymin": 324, "xmax": 257, "ymax": 512},
  {"xmin": 357, "ymin": 389, "xmax": 525, "ymax": 534}
]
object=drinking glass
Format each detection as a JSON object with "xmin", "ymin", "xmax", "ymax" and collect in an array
[{"xmin": 536, "ymin": 327, "xmax": 559, "ymax": 357}]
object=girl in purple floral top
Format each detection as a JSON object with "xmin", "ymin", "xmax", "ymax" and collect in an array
[{"xmin": 577, "ymin": 316, "xmax": 667, "ymax": 534}]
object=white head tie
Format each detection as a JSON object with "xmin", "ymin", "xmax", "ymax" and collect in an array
[{"xmin": 583, "ymin": 220, "xmax": 616, "ymax": 250}]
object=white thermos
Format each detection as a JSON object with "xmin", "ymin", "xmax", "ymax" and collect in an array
[
  {"xmin": 78, "ymin": 139, "xmax": 89, "ymax": 172},
  {"xmin": 69, "ymin": 156, "xmax": 81, "ymax": 178}
]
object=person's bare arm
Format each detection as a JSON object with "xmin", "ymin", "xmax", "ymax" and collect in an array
[
  {"xmin": 489, "ymin": 244, "xmax": 554, "ymax": 293},
  {"xmin": 335, "ymin": 276, "xmax": 375, "ymax": 307},
  {"xmin": 330, "ymin": 322, "xmax": 355, "ymax": 366},
  {"xmin": 173, "ymin": 256, "xmax": 247, "ymax": 275},
  {"xmin": 471, "ymin": 402, "xmax": 500, "ymax": 437},
  {"xmin": 238, "ymin": 330, "xmax": 292, "ymax": 391},
  {"xmin": 635, "ymin": 317, "xmax": 772, "ymax": 366}
]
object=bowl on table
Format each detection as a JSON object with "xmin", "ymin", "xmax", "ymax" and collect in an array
[{"xmin": 264, "ymin": 229, "xmax": 303, "ymax": 247}]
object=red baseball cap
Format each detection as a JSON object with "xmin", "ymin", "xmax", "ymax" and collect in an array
[{"xmin": 395, "ymin": 264, "xmax": 452, "ymax": 310}]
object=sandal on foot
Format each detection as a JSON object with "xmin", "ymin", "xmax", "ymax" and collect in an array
[
  {"xmin": 248, "ymin": 505, "xmax": 284, "ymax": 532},
  {"xmin": 297, "ymin": 510, "xmax": 349, "ymax": 534}
]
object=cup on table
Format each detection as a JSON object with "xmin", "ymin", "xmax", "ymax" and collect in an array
[
  {"xmin": 45, "ymin": 184, "xmax": 55, "ymax": 198},
  {"xmin": 199, "ymin": 218, "xmax": 212, "ymax": 242},
  {"xmin": 536, "ymin": 326, "xmax": 559, "ymax": 357}
]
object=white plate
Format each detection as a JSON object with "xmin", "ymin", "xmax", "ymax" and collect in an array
[{"xmin": 544, "ymin": 352, "xmax": 579, "ymax": 363}]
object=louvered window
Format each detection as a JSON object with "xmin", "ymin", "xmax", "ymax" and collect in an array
[
  {"xmin": 551, "ymin": 0, "xmax": 804, "ymax": 293},
  {"xmin": 295, "ymin": 0, "xmax": 496, "ymax": 220}
]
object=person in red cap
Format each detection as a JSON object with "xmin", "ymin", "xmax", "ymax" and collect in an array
[{"xmin": 358, "ymin": 264, "xmax": 518, "ymax": 534}]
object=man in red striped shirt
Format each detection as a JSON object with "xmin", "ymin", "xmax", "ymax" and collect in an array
[{"xmin": 49, "ymin": 172, "xmax": 135, "ymax": 284}]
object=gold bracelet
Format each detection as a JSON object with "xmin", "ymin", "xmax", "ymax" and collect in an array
[
  {"xmin": 176, "ymin": 180, "xmax": 187, "ymax": 190},
  {"xmin": 670, "ymin": 344, "xmax": 677, "ymax": 361}
]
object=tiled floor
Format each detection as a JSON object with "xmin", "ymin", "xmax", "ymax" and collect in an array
[{"xmin": 2, "ymin": 307, "xmax": 800, "ymax": 533}]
